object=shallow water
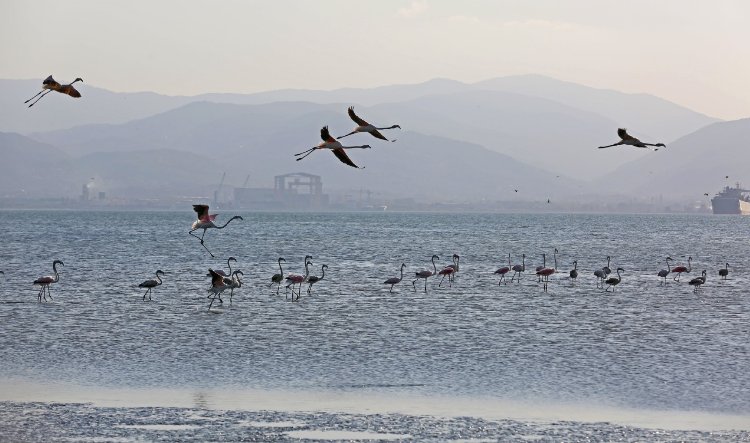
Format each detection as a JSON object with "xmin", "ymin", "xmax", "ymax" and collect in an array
[{"xmin": 0, "ymin": 211, "xmax": 749, "ymax": 433}]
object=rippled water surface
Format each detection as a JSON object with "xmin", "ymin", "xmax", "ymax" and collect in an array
[{"xmin": 1, "ymin": 210, "xmax": 749, "ymax": 421}]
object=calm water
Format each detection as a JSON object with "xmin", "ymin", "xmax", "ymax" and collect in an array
[{"xmin": 0, "ymin": 210, "xmax": 748, "ymax": 418}]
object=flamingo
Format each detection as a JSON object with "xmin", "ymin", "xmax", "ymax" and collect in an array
[
  {"xmin": 306, "ymin": 264, "xmax": 327, "ymax": 295},
  {"xmin": 535, "ymin": 254, "xmax": 546, "ymax": 283},
  {"xmin": 594, "ymin": 268, "xmax": 606, "ymax": 288},
  {"xmin": 604, "ymin": 268, "xmax": 625, "ymax": 292},
  {"xmin": 437, "ymin": 266, "xmax": 454, "ymax": 287},
  {"xmin": 227, "ymin": 270, "xmax": 244, "ymax": 303},
  {"xmin": 207, "ymin": 268, "xmax": 229, "ymax": 310},
  {"xmin": 413, "ymin": 255, "xmax": 439, "ymax": 293},
  {"xmin": 337, "ymin": 107, "xmax": 401, "ymax": 142},
  {"xmin": 294, "ymin": 126, "xmax": 371, "ymax": 168},
  {"xmin": 384, "ymin": 263, "xmax": 406, "ymax": 293},
  {"xmin": 537, "ymin": 248, "xmax": 558, "ymax": 292},
  {"xmin": 207, "ymin": 257, "xmax": 237, "ymax": 279},
  {"xmin": 25, "ymin": 75, "xmax": 83, "ymax": 108},
  {"xmin": 510, "ymin": 254, "xmax": 525, "ymax": 283},
  {"xmin": 657, "ymin": 257, "xmax": 673, "ymax": 285},
  {"xmin": 718, "ymin": 263, "xmax": 729, "ymax": 280},
  {"xmin": 269, "ymin": 257, "xmax": 286, "ymax": 294},
  {"xmin": 446, "ymin": 254, "xmax": 460, "ymax": 273},
  {"xmin": 603, "ymin": 256, "xmax": 612, "ymax": 276},
  {"xmin": 285, "ymin": 256, "xmax": 312, "ymax": 301},
  {"xmin": 689, "ymin": 270, "xmax": 707, "ymax": 292},
  {"xmin": 598, "ymin": 128, "xmax": 666, "ymax": 151},
  {"xmin": 494, "ymin": 253, "xmax": 511, "ymax": 285},
  {"xmin": 189, "ymin": 204, "xmax": 243, "ymax": 257},
  {"xmin": 33, "ymin": 260, "xmax": 64, "ymax": 302},
  {"xmin": 138, "ymin": 270, "xmax": 165, "ymax": 301},
  {"xmin": 671, "ymin": 256, "xmax": 692, "ymax": 281},
  {"xmin": 569, "ymin": 260, "xmax": 578, "ymax": 283}
]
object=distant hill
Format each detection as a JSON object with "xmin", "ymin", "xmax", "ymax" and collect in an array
[
  {"xmin": 0, "ymin": 132, "xmax": 78, "ymax": 198},
  {"xmin": 593, "ymin": 118, "xmax": 750, "ymax": 199}
]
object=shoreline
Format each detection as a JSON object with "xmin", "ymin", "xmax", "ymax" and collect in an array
[{"xmin": 1, "ymin": 378, "xmax": 748, "ymax": 432}]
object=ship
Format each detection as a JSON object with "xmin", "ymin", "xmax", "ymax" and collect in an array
[{"xmin": 711, "ymin": 184, "xmax": 750, "ymax": 215}]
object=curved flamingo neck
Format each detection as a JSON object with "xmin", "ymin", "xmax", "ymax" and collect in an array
[
  {"xmin": 400, "ymin": 265, "xmax": 405, "ymax": 279},
  {"xmin": 52, "ymin": 262, "xmax": 60, "ymax": 282},
  {"xmin": 217, "ymin": 217, "xmax": 239, "ymax": 229},
  {"xmin": 431, "ymin": 257, "xmax": 437, "ymax": 274},
  {"xmin": 278, "ymin": 260, "xmax": 284, "ymax": 275}
]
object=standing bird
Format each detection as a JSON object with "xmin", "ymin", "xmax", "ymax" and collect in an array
[
  {"xmin": 598, "ymin": 128, "xmax": 666, "ymax": 150},
  {"xmin": 269, "ymin": 257, "xmax": 286, "ymax": 295},
  {"xmin": 25, "ymin": 75, "xmax": 83, "ymax": 108},
  {"xmin": 494, "ymin": 253, "xmax": 511, "ymax": 285},
  {"xmin": 604, "ymin": 268, "xmax": 625, "ymax": 292},
  {"xmin": 437, "ymin": 266, "xmax": 455, "ymax": 287},
  {"xmin": 294, "ymin": 126, "xmax": 371, "ymax": 168},
  {"xmin": 189, "ymin": 204, "xmax": 243, "ymax": 257},
  {"xmin": 413, "ymin": 255, "xmax": 439, "ymax": 293},
  {"xmin": 689, "ymin": 270, "xmax": 707, "ymax": 292},
  {"xmin": 33, "ymin": 260, "xmax": 64, "ymax": 302},
  {"xmin": 602, "ymin": 256, "xmax": 612, "ymax": 277},
  {"xmin": 285, "ymin": 256, "xmax": 313, "ymax": 301},
  {"xmin": 657, "ymin": 257, "xmax": 673, "ymax": 285},
  {"xmin": 306, "ymin": 264, "xmax": 327, "ymax": 295},
  {"xmin": 718, "ymin": 263, "xmax": 729, "ymax": 280},
  {"xmin": 510, "ymin": 254, "xmax": 525, "ymax": 283},
  {"xmin": 537, "ymin": 249, "xmax": 558, "ymax": 292},
  {"xmin": 671, "ymin": 256, "xmax": 692, "ymax": 281},
  {"xmin": 569, "ymin": 261, "xmax": 578, "ymax": 283},
  {"xmin": 337, "ymin": 107, "xmax": 401, "ymax": 142},
  {"xmin": 536, "ymin": 254, "xmax": 546, "ymax": 283},
  {"xmin": 227, "ymin": 270, "xmax": 244, "ymax": 304},
  {"xmin": 207, "ymin": 269, "xmax": 229, "ymax": 310},
  {"xmin": 594, "ymin": 256, "xmax": 610, "ymax": 288},
  {"xmin": 138, "ymin": 270, "xmax": 165, "ymax": 301},
  {"xmin": 446, "ymin": 254, "xmax": 460, "ymax": 273},
  {"xmin": 384, "ymin": 263, "xmax": 406, "ymax": 293}
]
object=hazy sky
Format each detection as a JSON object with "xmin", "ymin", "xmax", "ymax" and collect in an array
[{"xmin": 2, "ymin": 0, "xmax": 748, "ymax": 119}]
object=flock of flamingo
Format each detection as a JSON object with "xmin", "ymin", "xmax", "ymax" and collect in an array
[{"xmin": 17, "ymin": 75, "xmax": 712, "ymax": 309}]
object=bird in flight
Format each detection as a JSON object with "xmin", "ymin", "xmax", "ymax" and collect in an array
[
  {"xmin": 25, "ymin": 75, "xmax": 83, "ymax": 108},
  {"xmin": 337, "ymin": 107, "xmax": 401, "ymax": 142},
  {"xmin": 598, "ymin": 128, "xmax": 665, "ymax": 150},
  {"xmin": 294, "ymin": 126, "xmax": 371, "ymax": 169},
  {"xmin": 189, "ymin": 204, "xmax": 243, "ymax": 257}
]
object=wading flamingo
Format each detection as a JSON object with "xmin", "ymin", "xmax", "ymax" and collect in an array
[
  {"xmin": 306, "ymin": 264, "xmax": 327, "ymax": 295},
  {"xmin": 604, "ymin": 268, "xmax": 625, "ymax": 292},
  {"xmin": 138, "ymin": 270, "xmax": 165, "ymax": 301},
  {"xmin": 494, "ymin": 253, "xmax": 511, "ymax": 285},
  {"xmin": 657, "ymin": 257, "xmax": 673, "ymax": 285},
  {"xmin": 510, "ymin": 254, "xmax": 525, "ymax": 283},
  {"xmin": 413, "ymin": 255, "xmax": 439, "ymax": 293},
  {"xmin": 189, "ymin": 204, "xmax": 243, "ymax": 257},
  {"xmin": 718, "ymin": 263, "xmax": 729, "ymax": 280},
  {"xmin": 33, "ymin": 260, "xmax": 64, "ymax": 302},
  {"xmin": 269, "ymin": 258, "xmax": 286, "ymax": 294},
  {"xmin": 384, "ymin": 263, "xmax": 406, "ymax": 293},
  {"xmin": 671, "ymin": 257, "xmax": 692, "ymax": 281},
  {"xmin": 689, "ymin": 270, "xmax": 707, "ymax": 292}
]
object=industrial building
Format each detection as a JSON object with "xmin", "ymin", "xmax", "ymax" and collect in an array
[{"xmin": 234, "ymin": 172, "xmax": 329, "ymax": 210}]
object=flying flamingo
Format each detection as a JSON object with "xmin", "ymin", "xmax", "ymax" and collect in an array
[
  {"xmin": 604, "ymin": 268, "xmax": 625, "ymax": 292},
  {"xmin": 33, "ymin": 260, "xmax": 64, "ymax": 302},
  {"xmin": 494, "ymin": 253, "xmax": 511, "ymax": 285},
  {"xmin": 718, "ymin": 263, "xmax": 729, "ymax": 280},
  {"xmin": 306, "ymin": 264, "xmax": 327, "ymax": 295},
  {"xmin": 657, "ymin": 257, "xmax": 673, "ymax": 285},
  {"xmin": 337, "ymin": 107, "xmax": 401, "ymax": 142},
  {"xmin": 671, "ymin": 256, "xmax": 692, "ymax": 281},
  {"xmin": 25, "ymin": 75, "xmax": 83, "ymax": 108},
  {"xmin": 207, "ymin": 268, "xmax": 229, "ymax": 310},
  {"xmin": 598, "ymin": 128, "xmax": 666, "ymax": 151},
  {"xmin": 138, "ymin": 270, "xmax": 165, "ymax": 301},
  {"xmin": 510, "ymin": 254, "xmax": 525, "ymax": 283},
  {"xmin": 294, "ymin": 126, "xmax": 371, "ymax": 168},
  {"xmin": 413, "ymin": 255, "xmax": 439, "ymax": 293},
  {"xmin": 689, "ymin": 270, "xmax": 707, "ymax": 292},
  {"xmin": 189, "ymin": 204, "xmax": 243, "ymax": 257},
  {"xmin": 269, "ymin": 257, "xmax": 286, "ymax": 294},
  {"xmin": 384, "ymin": 263, "xmax": 406, "ymax": 293},
  {"xmin": 569, "ymin": 260, "xmax": 578, "ymax": 284}
]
